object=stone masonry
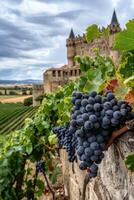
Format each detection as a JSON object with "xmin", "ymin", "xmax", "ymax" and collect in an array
[
  {"xmin": 33, "ymin": 10, "xmax": 121, "ymax": 105},
  {"xmin": 43, "ymin": 10, "xmax": 121, "ymax": 94},
  {"xmin": 60, "ymin": 130, "xmax": 134, "ymax": 200}
]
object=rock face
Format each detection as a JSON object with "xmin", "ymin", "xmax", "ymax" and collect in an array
[{"xmin": 60, "ymin": 131, "xmax": 134, "ymax": 200}]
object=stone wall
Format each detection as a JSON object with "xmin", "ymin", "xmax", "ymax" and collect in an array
[
  {"xmin": 60, "ymin": 130, "xmax": 134, "ymax": 200},
  {"xmin": 33, "ymin": 84, "xmax": 44, "ymax": 106}
]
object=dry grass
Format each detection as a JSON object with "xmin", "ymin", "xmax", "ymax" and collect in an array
[{"xmin": 0, "ymin": 95, "xmax": 32, "ymax": 103}]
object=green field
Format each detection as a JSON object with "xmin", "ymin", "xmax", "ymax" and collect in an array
[{"xmin": 0, "ymin": 103, "xmax": 37, "ymax": 135}]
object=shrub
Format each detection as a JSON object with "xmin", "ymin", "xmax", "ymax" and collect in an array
[
  {"xmin": 24, "ymin": 97, "xmax": 33, "ymax": 106},
  {"xmin": 9, "ymin": 90, "xmax": 16, "ymax": 95},
  {"xmin": 35, "ymin": 94, "xmax": 45, "ymax": 103}
]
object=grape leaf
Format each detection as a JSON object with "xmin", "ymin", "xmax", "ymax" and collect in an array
[
  {"xmin": 124, "ymin": 76, "xmax": 134, "ymax": 87},
  {"xmin": 48, "ymin": 134, "xmax": 57, "ymax": 145},
  {"xmin": 114, "ymin": 20, "xmax": 134, "ymax": 52},
  {"xmin": 86, "ymin": 24, "xmax": 100, "ymax": 43},
  {"xmin": 117, "ymin": 53, "xmax": 134, "ymax": 87},
  {"xmin": 83, "ymin": 69, "xmax": 104, "ymax": 92},
  {"xmin": 86, "ymin": 25, "xmax": 109, "ymax": 43}
]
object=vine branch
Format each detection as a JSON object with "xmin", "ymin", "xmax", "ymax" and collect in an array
[
  {"xmin": 106, "ymin": 119, "xmax": 134, "ymax": 149},
  {"xmin": 42, "ymin": 171, "xmax": 55, "ymax": 200}
]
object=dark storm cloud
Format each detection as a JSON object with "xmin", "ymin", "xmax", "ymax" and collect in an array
[
  {"xmin": 26, "ymin": 9, "xmax": 86, "ymax": 26},
  {"xmin": 0, "ymin": 17, "xmax": 52, "ymax": 58},
  {"xmin": 57, "ymin": 10, "xmax": 87, "ymax": 19}
]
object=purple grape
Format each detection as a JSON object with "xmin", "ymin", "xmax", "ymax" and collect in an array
[
  {"xmin": 113, "ymin": 111, "xmax": 122, "ymax": 120},
  {"xmin": 106, "ymin": 92, "xmax": 115, "ymax": 100},
  {"xmin": 90, "ymin": 91, "xmax": 97, "ymax": 97},
  {"xmin": 88, "ymin": 97, "xmax": 95, "ymax": 104},
  {"xmin": 81, "ymin": 99, "xmax": 88, "ymax": 107},
  {"xmin": 90, "ymin": 142, "xmax": 99, "ymax": 150},
  {"xmin": 94, "ymin": 103, "xmax": 101, "ymax": 111}
]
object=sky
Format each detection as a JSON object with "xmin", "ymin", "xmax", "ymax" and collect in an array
[{"xmin": 0, "ymin": 0, "xmax": 133, "ymax": 80}]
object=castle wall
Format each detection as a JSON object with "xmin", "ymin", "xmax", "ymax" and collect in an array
[
  {"xmin": 70, "ymin": 36, "xmax": 110, "ymax": 63},
  {"xmin": 33, "ymin": 84, "xmax": 44, "ymax": 106},
  {"xmin": 41, "ymin": 33, "xmax": 120, "ymax": 100},
  {"xmin": 109, "ymin": 34, "xmax": 120, "ymax": 64},
  {"xmin": 44, "ymin": 68, "xmax": 68, "ymax": 93},
  {"xmin": 40, "ymin": 12, "xmax": 121, "ymax": 98},
  {"xmin": 43, "ymin": 65, "xmax": 81, "ymax": 94}
]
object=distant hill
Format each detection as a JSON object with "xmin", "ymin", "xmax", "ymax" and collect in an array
[{"xmin": 0, "ymin": 79, "xmax": 43, "ymax": 85}]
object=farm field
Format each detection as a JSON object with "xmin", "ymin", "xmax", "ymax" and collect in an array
[
  {"xmin": 0, "ymin": 95, "xmax": 32, "ymax": 103},
  {"xmin": 0, "ymin": 103, "xmax": 37, "ymax": 135},
  {"xmin": 0, "ymin": 95, "xmax": 22, "ymax": 99}
]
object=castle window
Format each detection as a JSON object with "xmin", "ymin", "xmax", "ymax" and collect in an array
[
  {"xmin": 52, "ymin": 71, "xmax": 56, "ymax": 77},
  {"xmin": 70, "ymin": 70, "xmax": 73, "ymax": 76},
  {"xmin": 75, "ymin": 70, "xmax": 77, "ymax": 76},
  {"xmin": 58, "ymin": 71, "xmax": 61, "ymax": 77}
]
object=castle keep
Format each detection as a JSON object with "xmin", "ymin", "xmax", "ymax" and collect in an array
[{"xmin": 33, "ymin": 10, "xmax": 121, "ymax": 106}]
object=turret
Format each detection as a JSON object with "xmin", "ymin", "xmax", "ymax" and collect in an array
[
  {"xmin": 66, "ymin": 28, "xmax": 76, "ymax": 67},
  {"xmin": 109, "ymin": 10, "xmax": 121, "ymax": 63},
  {"xmin": 109, "ymin": 10, "xmax": 121, "ymax": 34}
]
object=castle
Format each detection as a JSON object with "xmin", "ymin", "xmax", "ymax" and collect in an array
[{"xmin": 33, "ymin": 10, "xmax": 121, "ymax": 106}]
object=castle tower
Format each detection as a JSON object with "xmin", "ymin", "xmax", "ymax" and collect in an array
[
  {"xmin": 109, "ymin": 10, "xmax": 121, "ymax": 34},
  {"xmin": 109, "ymin": 10, "xmax": 121, "ymax": 64},
  {"xmin": 66, "ymin": 28, "xmax": 76, "ymax": 67},
  {"xmin": 33, "ymin": 84, "xmax": 44, "ymax": 106}
]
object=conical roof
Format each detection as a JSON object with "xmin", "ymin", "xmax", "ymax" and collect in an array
[
  {"xmin": 69, "ymin": 28, "xmax": 75, "ymax": 38},
  {"xmin": 111, "ymin": 10, "xmax": 119, "ymax": 25}
]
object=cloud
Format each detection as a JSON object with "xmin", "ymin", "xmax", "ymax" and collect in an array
[
  {"xmin": 4, "ymin": 0, "xmax": 23, "ymax": 5},
  {"xmin": 0, "ymin": 0, "xmax": 133, "ymax": 80}
]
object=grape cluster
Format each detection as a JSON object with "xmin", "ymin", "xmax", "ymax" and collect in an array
[
  {"xmin": 53, "ymin": 125, "xmax": 77, "ymax": 162},
  {"xmin": 36, "ymin": 160, "xmax": 45, "ymax": 173},
  {"xmin": 71, "ymin": 90, "xmax": 133, "ymax": 178}
]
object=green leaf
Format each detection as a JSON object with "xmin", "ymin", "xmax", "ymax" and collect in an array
[
  {"xmin": 124, "ymin": 75, "xmax": 134, "ymax": 87},
  {"xmin": 48, "ymin": 134, "xmax": 58, "ymax": 145},
  {"xmin": 83, "ymin": 69, "xmax": 104, "ymax": 92},
  {"xmin": 125, "ymin": 154, "xmax": 134, "ymax": 172},
  {"xmin": 103, "ymin": 27, "xmax": 110, "ymax": 39},
  {"xmin": 36, "ymin": 179, "xmax": 45, "ymax": 191},
  {"xmin": 86, "ymin": 24, "xmax": 100, "ymax": 43},
  {"xmin": 42, "ymin": 121, "xmax": 50, "ymax": 129},
  {"xmin": 26, "ymin": 143, "xmax": 33, "ymax": 155},
  {"xmin": 117, "ymin": 53, "xmax": 134, "ymax": 87},
  {"xmin": 114, "ymin": 20, "xmax": 134, "ymax": 52}
]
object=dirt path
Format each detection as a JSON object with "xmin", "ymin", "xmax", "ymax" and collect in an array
[{"xmin": 0, "ymin": 95, "xmax": 32, "ymax": 103}]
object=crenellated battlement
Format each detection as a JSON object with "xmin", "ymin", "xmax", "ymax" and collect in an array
[{"xmin": 33, "ymin": 84, "xmax": 44, "ymax": 90}]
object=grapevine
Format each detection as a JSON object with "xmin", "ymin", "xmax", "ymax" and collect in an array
[
  {"xmin": 53, "ymin": 90, "xmax": 133, "ymax": 179},
  {"xmin": 0, "ymin": 19, "xmax": 133, "ymax": 199}
]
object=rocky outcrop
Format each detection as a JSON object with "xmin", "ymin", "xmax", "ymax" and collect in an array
[{"xmin": 60, "ymin": 130, "xmax": 134, "ymax": 200}]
